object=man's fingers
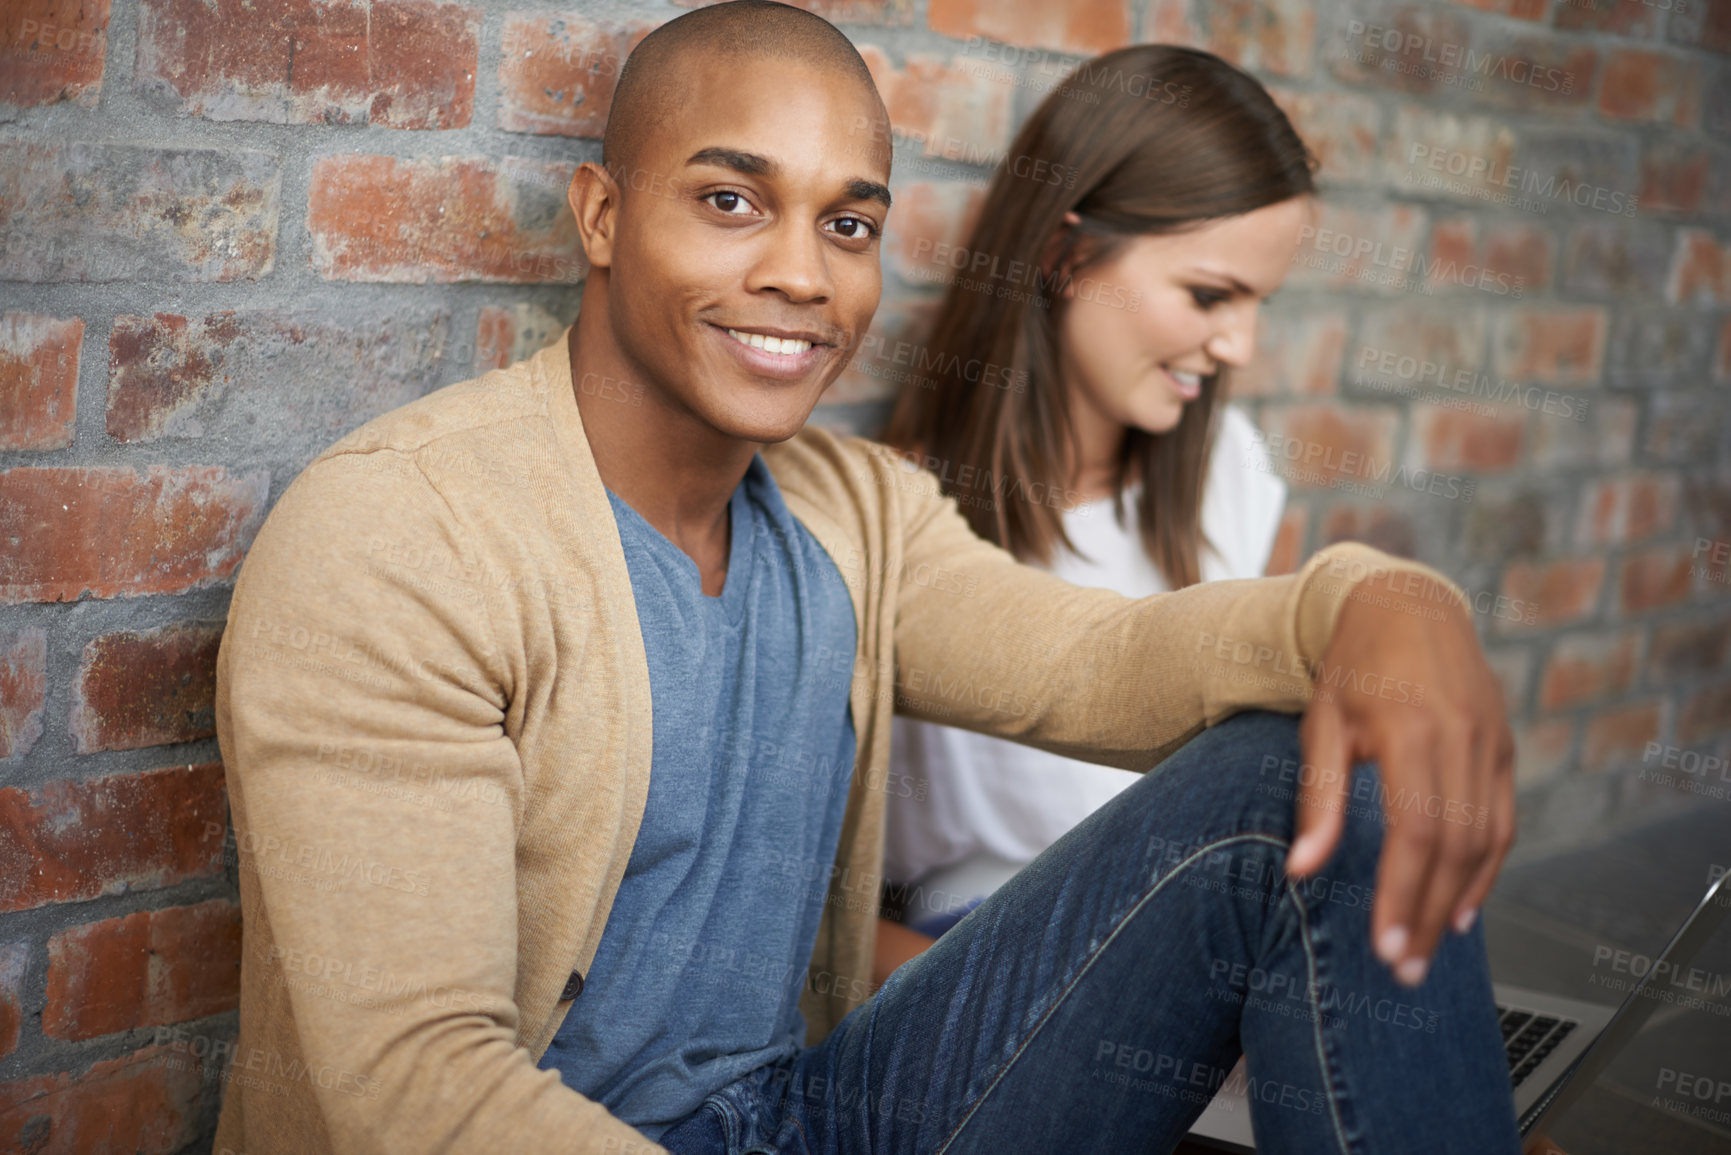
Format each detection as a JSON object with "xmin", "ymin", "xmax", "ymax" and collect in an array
[
  {"xmin": 1453, "ymin": 723, "xmax": 1517, "ymax": 932},
  {"xmin": 1290, "ymin": 698, "xmax": 1350, "ymax": 878},
  {"xmin": 1372, "ymin": 726, "xmax": 1442, "ymax": 983},
  {"xmin": 1401, "ymin": 716, "xmax": 1485, "ymax": 981}
]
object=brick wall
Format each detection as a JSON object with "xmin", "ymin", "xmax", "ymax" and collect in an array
[{"xmin": 0, "ymin": 0, "xmax": 1726, "ymax": 1149}]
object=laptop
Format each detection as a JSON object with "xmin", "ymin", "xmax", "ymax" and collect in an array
[{"xmin": 1183, "ymin": 870, "xmax": 1731, "ymax": 1152}]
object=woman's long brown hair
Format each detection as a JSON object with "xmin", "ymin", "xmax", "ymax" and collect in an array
[{"xmin": 880, "ymin": 45, "xmax": 1317, "ymax": 588}]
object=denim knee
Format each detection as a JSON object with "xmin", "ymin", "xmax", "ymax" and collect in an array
[{"xmin": 1136, "ymin": 709, "xmax": 1385, "ymax": 895}]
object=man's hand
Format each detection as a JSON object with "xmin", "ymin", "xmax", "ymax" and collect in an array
[{"xmin": 1283, "ymin": 577, "xmax": 1516, "ymax": 987}]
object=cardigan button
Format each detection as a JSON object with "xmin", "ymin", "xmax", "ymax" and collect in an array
[{"xmin": 560, "ymin": 971, "xmax": 585, "ymax": 1001}]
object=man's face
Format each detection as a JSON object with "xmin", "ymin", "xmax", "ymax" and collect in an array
[{"xmin": 599, "ymin": 56, "xmax": 891, "ymax": 445}]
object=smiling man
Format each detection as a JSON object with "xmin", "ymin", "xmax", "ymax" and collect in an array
[{"xmin": 213, "ymin": 4, "xmax": 1522, "ymax": 1154}]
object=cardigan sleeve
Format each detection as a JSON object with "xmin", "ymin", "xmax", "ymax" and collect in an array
[
  {"xmin": 881, "ymin": 444, "xmax": 1470, "ymax": 773},
  {"xmin": 217, "ymin": 448, "xmax": 669, "ymax": 1155}
]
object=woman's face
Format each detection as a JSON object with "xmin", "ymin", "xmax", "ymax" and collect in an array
[{"xmin": 1054, "ymin": 196, "xmax": 1313, "ymax": 437}]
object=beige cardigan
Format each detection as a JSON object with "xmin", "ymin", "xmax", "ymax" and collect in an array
[{"xmin": 211, "ymin": 326, "xmax": 1465, "ymax": 1154}]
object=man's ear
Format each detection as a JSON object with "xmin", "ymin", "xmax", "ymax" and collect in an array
[{"xmin": 569, "ymin": 161, "xmax": 621, "ymax": 269}]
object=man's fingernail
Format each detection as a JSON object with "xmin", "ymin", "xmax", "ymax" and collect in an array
[
  {"xmin": 1453, "ymin": 907, "xmax": 1478, "ymax": 934},
  {"xmin": 1376, "ymin": 926, "xmax": 1407, "ymax": 963},
  {"xmin": 1396, "ymin": 957, "xmax": 1428, "ymax": 987}
]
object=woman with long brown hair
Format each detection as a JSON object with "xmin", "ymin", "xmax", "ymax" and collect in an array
[{"xmin": 875, "ymin": 45, "xmax": 1307, "ymax": 965}]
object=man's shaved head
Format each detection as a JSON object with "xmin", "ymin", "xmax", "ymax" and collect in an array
[{"xmin": 603, "ymin": 0, "xmax": 884, "ymax": 180}]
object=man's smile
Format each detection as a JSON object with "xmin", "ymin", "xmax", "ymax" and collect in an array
[{"xmin": 708, "ymin": 321, "xmax": 831, "ymax": 380}]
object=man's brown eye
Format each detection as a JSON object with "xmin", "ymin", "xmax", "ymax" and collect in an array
[
  {"xmin": 833, "ymin": 216, "xmax": 877, "ymax": 240},
  {"xmin": 707, "ymin": 191, "xmax": 750, "ymax": 214}
]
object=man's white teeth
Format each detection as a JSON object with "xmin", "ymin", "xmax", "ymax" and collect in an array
[{"xmin": 726, "ymin": 328, "xmax": 812, "ymax": 356}]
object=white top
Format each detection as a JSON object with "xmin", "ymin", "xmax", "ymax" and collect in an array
[{"xmin": 883, "ymin": 405, "xmax": 1288, "ymax": 900}]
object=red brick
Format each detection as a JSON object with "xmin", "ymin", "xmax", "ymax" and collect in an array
[
  {"xmin": 1450, "ymin": 0, "xmax": 1547, "ymax": 18},
  {"xmin": 1619, "ymin": 544, "xmax": 1696, "ymax": 613},
  {"xmin": 306, "ymin": 154, "xmax": 585, "ymax": 283},
  {"xmin": 1287, "ymin": 202, "xmax": 1428, "ymax": 293},
  {"xmin": 1146, "ymin": 0, "xmax": 1316, "ymax": 78},
  {"xmin": 1499, "ymin": 557, "xmax": 1606, "ymax": 629},
  {"xmin": 857, "ymin": 46, "xmax": 1015, "ymax": 163},
  {"xmin": 1233, "ymin": 309, "xmax": 1347, "ymax": 397},
  {"xmin": 474, "ymin": 304, "xmax": 563, "ymax": 374},
  {"xmin": 0, "ymin": 0, "xmax": 111, "ymax": 109},
  {"xmin": 1554, "ymin": 0, "xmax": 1659, "ymax": 37},
  {"xmin": 0, "ymin": 764, "xmax": 226, "ymax": 914},
  {"xmin": 1326, "ymin": 6, "xmax": 1475, "ymax": 95},
  {"xmin": 1353, "ymin": 302, "xmax": 1488, "ymax": 392},
  {"xmin": 1414, "ymin": 403, "xmax": 1526, "ymax": 472},
  {"xmin": 1492, "ymin": 306, "xmax": 1607, "ymax": 385},
  {"xmin": 1639, "ymin": 142, "xmax": 1713, "ymax": 213},
  {"xmin": 1647, "ymin": 613, "xmax": 1731, "ymax": 682},
  {"xmin": 1514, "ymin": 717, "xmax": 1573, "ymax": 789},
  {"xmin": 1667, "ymin": 228, "xmax": 1728, "ymax": 305},
  {"xmin": 1318, "ymin": 504, "xmax": 1416, "ymax": 558},
  {"xmin": 1482, "ymin": 223, "xmax": 1554, "ymax": 292},
  {"xmin": 0, "ymin": 1044, "xmax": 203, "ymax": 1154},
  {"xmin": 1598, "ymin": 49, "xmax": 1702, "ymax": 125},
  {"xmin": 0, "ymin": 942, "xmax": 24, "ymax": 1058},
  {"xmin": 0, "ymin": 312, "xmax": 81, "ymax": 451},
  {"xmin": 0, "ymin": 627, "xmax": 47, "ymax": 762},
  {"xmin": 1538, "ymin": 629, "xmax": 1639, "ymax": 709},
  {"xmin": 928, "ymin": 0, "xmax": 1130, "ymax": 55},
  {"xmin": 1668, "ymin": 0, "xmax": 1731, "ymax": 55},
  {"xmin": 0, "ymin": 465, "xmax": 267, "ymax": 603},
  {"xmin": 0, "ymin": 141, "xmax": 280, "ymax": 283},
  {"xmin": 677, "ymin": 0, "xmax": 916, "ymax": 23},
  {"xmin": 69, "ymin": 623, "xmax": 222, "ymax": 755},
  {"xmin": 1473, "ymin": 38, "xmax": 1597, "ymax": 111},
  {"xmin": 1262, "ymin": 404, "xmax": 1403, "ymax": 492},
  {"xmin": 1269, "ymin": 89, "xmax": 1381, "ymax": 183},
  {"xmin": 497, "ymin": 14, "xmax": 655, "ymax": 138},
  {"xmin": 1421, "ymin": 217, "xmax": 1550, "ymax": 296},
  {"xmin": 44, "ymin": 900, "xmax": 241, "ymax": 1041},
  {"xmin": 1530, "ymin": 395, "xmax": 1635, "ymax": 469},
  {"xmin": 1574, "ymin": 472, "xmax": 1680, "ymax": 547},
  {"xmin": 1581, "ymin": 700, "xmax": 1663, "ymax": 773},
  {"xmin": 1265, "ymin": 505, "xmax": 1309, "ymax": 576},
  {"xmin": 136, "ymin": 0, "xmax": 477, "ymax": 129},
  {"xmin": 1679, "ymin": 679, "xmax": 1731, "ymax": 744},
  {"xmin": 1381, "ymin": 107, "xmax": 1519, "ymax": 200},
  {"xmin": 1562, "ymin": 220, "xmax": 1672, "ymax": 297},
  {"xmin": 882, "ymin": 180, "xmax": 987, "ymax": 288},
  {"xmin": 106, "ymin": 310, "xmax": 447, "ymax": 446}
]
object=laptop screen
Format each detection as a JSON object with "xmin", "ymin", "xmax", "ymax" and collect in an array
[{"xmin": 1540, "ymin": 872, "xmax": 1731, "ymax": 1154}]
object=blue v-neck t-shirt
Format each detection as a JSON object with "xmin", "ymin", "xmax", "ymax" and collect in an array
[{"xmin": 537, "ymin": 451, "xmax": 860, "ymax": 1140}]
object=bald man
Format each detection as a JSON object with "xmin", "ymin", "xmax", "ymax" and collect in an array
[{"xmin": 210, "ymin": 3, "xmax": 1522, "ymax": 1153}]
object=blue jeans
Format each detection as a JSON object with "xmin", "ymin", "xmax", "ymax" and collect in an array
[{"xmin": 657, "ymin": 710, "xmax": 1521, "ymax": 1154}]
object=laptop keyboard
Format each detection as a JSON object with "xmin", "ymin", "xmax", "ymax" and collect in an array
[{"xmin": 1496, "ymin": 1004, "xmax": 1579, "ymax": 1088}]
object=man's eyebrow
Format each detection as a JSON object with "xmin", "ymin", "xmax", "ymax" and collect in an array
[
  {"xmin": 686, "ymin": 147, "xmax": 774, "ymax": 176},
  {"xmin": 685, "ymin": 147, "xmax": 891, "ymax": 210},
  {"xmin": 846, "ymin": 178, "xmax": 892, "ymax": 209}
]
